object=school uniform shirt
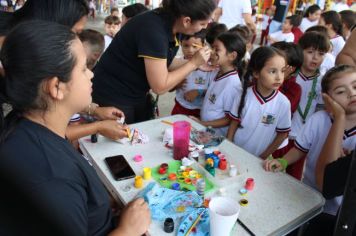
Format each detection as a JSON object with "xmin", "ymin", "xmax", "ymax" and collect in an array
[
  {"xmin": 299, "ymin": 17, "xmax": 318, "ymax": 33},
  {"xmin": 291, "ymin": 27, "xmax": 303, "ymax": 43},
  {"xmin": 228, "ymin": 86, "xmax": 291, "ymax": 157},
  {"xmin": 0, "ymin": 119, "xmax": 114, "ymax": 235},
  {"xmin": 330, "ymin": 35, "xmax": 345, "ymax": 58},
  {"xmin": 320, "ymin": 52, "xmax": 335, "ymax": 75},
  {"xmin": 294, "ymin": 111, "xmax": 356, "ymax": 215},
  {"xmin": 261, "ymin": 14, "xmax": 271, "ymax": 30},
  {"xmin": 218, "ymin": 0, "xmax": 252, "ymax": 29},
  {"xmin": 268, "ymin": 30, "xmax": 294, "ymax": 44},
  {"xmin": 175, "ymin": 69, "xmax": 213, "ymax": 110},
  {"xmin": 331, "ymin": 2, "xmax": 350, "ymax": 12},
  {"xmin": 290, "ymin": 71, "xmax": 323, "ymax": 139},
  {"xmin": 200, "ymin": 70, "xmax": 242, "ymax": 136},
  {"xmin": 104, "ymin": 34, "xmax": 113, "ymax": 52},
  {"xmin": 93, "ymin": 10, "xmax": 180, "ymax": 106}
]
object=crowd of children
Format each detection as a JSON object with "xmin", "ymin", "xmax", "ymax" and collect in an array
[
  {"xmin": 58, "ymin": 2, "xmax": 356, "ymax": 231},
  {"xmin": 166, "ymin": 4, "xmax": 355, "ymax": 235}
]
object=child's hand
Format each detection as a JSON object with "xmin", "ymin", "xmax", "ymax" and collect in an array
[
  {"xmin": 184, "ymin": 90, "xmax": 199, "ymax": 102},
  {"xmin": 96, "ymin": 120, "xmax": 128, "ymax": 140},
  {"xmin": 94, "ymin": 106, "xmax": 125, "ymax": 120},
  {"xmin": 322, "ymin": 93, "xmax": 345, "ymax": 119},
  {"xmin": 189, "ymin": 115, "xmax": 201, "ymax": 124},
  {"xmin": 264, "ymin": 158, "xmax": 284, "ymax": 172}
]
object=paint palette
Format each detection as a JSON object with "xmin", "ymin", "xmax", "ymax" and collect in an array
[
  {"xmin": 151, "ymin": 160, "xmax": 215, "ymax": 193},
  {"xmin": 177, "ymin": 207, "xmax": 210, "ymax": 236}
]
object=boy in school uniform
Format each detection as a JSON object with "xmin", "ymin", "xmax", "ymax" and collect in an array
[
  {"xmin": 268, "ymin": 15, "xmax": 295, "ymax": 45},
  {"xmin": 271, "ymin": 42, "xmax": 304, "ymax": 158},
  {"xmin": 104, "ymin": 15, "xmax": 121, "ymax": 51},
  {"xmin": 287, "ymin": 31, "xmax": 330, "ymax": 179},
  {"xmin": 171, "ymin": 32, "xmax": 211, "ymax": 117}
]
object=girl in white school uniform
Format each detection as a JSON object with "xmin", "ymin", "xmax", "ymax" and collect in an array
[
  {"xmin": 319, "ymin": 11, "xmax": 345, "ymax": 58},
  {"xmin": 299, "ymin": 4, "xmax": 322, "ymax": 33},
  {"xmin": 192, "ymin": 32, "xmax": 246, "ymax": 136},
  {"xmin": 227, "ymin": 47, "xmax": 291, "ymax": 159},
  {"xmin": 265, "ymin": 65, "xmax": 356, "ymax": 217}
]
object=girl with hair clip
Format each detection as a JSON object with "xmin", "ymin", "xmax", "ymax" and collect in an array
[
  {"xmin": 0, "ymin": 21, "xmax": 150, "ymax": 236},
  {"xmin": 93, "ymin": 0, "xmax": 216, "ymax": 124},
  {"xmin": 227, "ymin": 47, "xmax": 291, "ymax": 159},
  {"xmin": 265, "ymin": 65, "xmax": 356, "ymax": 221},
  {"xmin": 319, "ymin": 10, "xmax": 345, "ymax": 58},
  {"xmin": 299, "ymin": 4, "xmax": 322, "ymax": 33},
  {"xmin": 191, "ymin": 32, "xmax": 246, "ymax": 136}
]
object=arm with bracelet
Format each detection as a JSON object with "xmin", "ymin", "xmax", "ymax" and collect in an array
[{"xmin": 264, "ymin": 147, "xmax": 305, "ymax": 172}]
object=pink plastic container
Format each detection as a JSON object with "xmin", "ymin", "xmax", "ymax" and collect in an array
[{"xmin": 173, "ymin": 121, "xmax": 191, "ymax": 160}]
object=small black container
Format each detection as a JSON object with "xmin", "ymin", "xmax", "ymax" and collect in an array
[
  {"xmin": 91, "ymin": 134, "xmax": 98, "ymax": 143},
  {"xmin": 164, "ymin": 217, "xmax": 174, "ymax": 233}
]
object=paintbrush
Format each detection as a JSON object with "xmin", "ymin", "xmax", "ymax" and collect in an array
[
  {"xmin": 184, "ymin": 210, "xmax": 206, "ymax": 236},
  {"xmin": 192, "ymin": 43, "xmax": 204, "ymax": 49}
]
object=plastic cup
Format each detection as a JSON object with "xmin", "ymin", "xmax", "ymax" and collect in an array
[
  {"xmin": 173, "ymin": 121, "xmax": 191, "ymax": 160},
  {"xmin": 209, "ymin": 197, "xmax": 240, "ymax": 236}
]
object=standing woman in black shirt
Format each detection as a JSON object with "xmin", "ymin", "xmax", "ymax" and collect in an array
[
  {"xmin": 93, "ymin": 0, "xmax": 216, "ymax": 123},
  {"xmin": 0, "ymin": 21, "xmax": 150, "ymax": 236}
]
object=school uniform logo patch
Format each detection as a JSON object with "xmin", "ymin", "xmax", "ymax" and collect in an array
[
  {"xmin": 194, "ymin": 77, "xmax": 206, "ymax": 85},
  {"xmin": 209, "ymin": 93, "xmax": 217, "ymax": 104},
  {"xmin": 261, "ymin": 113, "xmax": 276, "ymax": 125}
]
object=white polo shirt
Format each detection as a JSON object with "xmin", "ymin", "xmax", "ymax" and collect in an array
[
  {"xmin": 290, "ymin": 71, "xmax": 323, "ymax": 139},
  {"xmin": 320, "ymin": 52, "xmax": 335, "ymax": 75},
  {"xmin": 330, "ymin": 35, "xmax": 345, "ymax": 58},
  {"xmin": 299, "ymin": 17, "xmax": 318, "ymax": 33},
  {"xmin": 200, "ymin": 70, "xmax": 242, "ymax": 136},
  {"xmin": 268, "ymin": 30, "xmax": 295, "ymax": 45},
  {"xmin": 175, "ymin": 69, "xmax": 214, "ymax": 110},
  {"xmin": 261, "ymin": 15, "xmax": 271, "ymax": 30},
  {"xmin": 295, "ymin": 110, "xmax": 356, "ymax": 215},
  {"xmin": 218, "ymin": 0, "xmax": 252, "ymax": 29},
  {"xmin": 228, "ymin": 86, "xmax": 291, "ymax": 157}
]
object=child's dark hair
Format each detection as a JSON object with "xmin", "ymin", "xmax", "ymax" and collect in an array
[
  {"xmin": 304, "ymin": 4, "xmax": 321, "ymax": 18},
  {"xmin": 286, "ymin": 15, "xmax": 302, "ymax": 27},
  {"xmin": 161, "ymin": 0, "xmax": 216, "ymax": 22},
  {"xmin": 271, "ymin": 42, "xmax": 303, "ymax": 74},
  {"xmin": 228, "ymin": 25, "xmax": 253, "ymax": 43},
  {"xmin": 0, "ymin": 0, "xmax": 89, "ymax": 36},
  {"xmin": 298, "ymin": 31, "xmax": 330, "ymax": 52},
  {"xmin": 122, "ymin": 3, "xmax": 148, "ymax": 18},
  {"xmin": 216, "ymin": 32, "xmax": 246, "ymax": 78},
  {"xmin": 237, "ymin": 47, "xmax": 285, "ymax": 125},
  {"xmin": 321, "ymin": 11, "xmax": 343, "ymax": 36},
  {"xmin": 321, "ymin": 65, "xmax": 356, "ymax": 93},
  {"xmin": 339, "ymin": 10, "xmax": 356, "ymax": 31},
  {"xmin": 111, "ymin": 7, "xmax": 119, "ymax": 14},
  {"xmin": 0, "ymin": 20, "xmax": 77, "ymax": 142},
  {"xmin": 105, "ymin": 15, "xmax": 121, "ymax": 25},
  {"xmin": 305, "ymin": 25, "xmax": 329, "ymax": 37},
  {"xmin": 206, "ymin": 22, "xmax": 228, "ymax": 45},
  {"xmin": 78, "ymin": 29, "xmax": 104, "ymax": 54},
  {"xmin": 181, "ymin": 30, "xmax": 206, "ymax": 44}
]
